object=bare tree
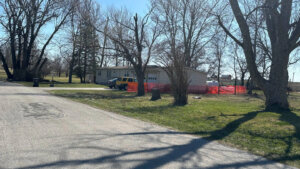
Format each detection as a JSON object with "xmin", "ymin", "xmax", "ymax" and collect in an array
[
  {"xmin": 51, "ymin": 56, "xmax": 63, "ymax": 77},
  {"xmin": 62, "ymin": 0, "xmax": 101, "ymax": 83},
  {"xmin": 233, "ymin": 44, "xmax": 248, "ymax": 86},
  {"xmin": 99, "ymin": 18, "xmax": 109, "ymax": 68},
  {"xmin": 96, "ymin": 8, "xmax": 160, "ymax": 96},
  {"xmin": 219, "ymin": 0, "xmax": 300, "ymax": 110},
  {"xmin": 211, "ymin": 34, "xmax": 228, "ymax": 94},
  {"xmin": 153, "ymin": 0, "xmax": 217, "ymax": 105},
  {"xmin": 68, "ymin": 1, "xmax": 81, "ymax": 83},
  {"xmin": 0, "ymin": 0, "xmax": 74, "ymax": 81}
]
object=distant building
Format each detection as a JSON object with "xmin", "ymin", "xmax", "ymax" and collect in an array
[
  {"xmin": 95, "ymin": 65, "xmax": 207, "ymax": 86},
  {"xmin": 289, "ymin": 82, "xmax": 300, "ymax": 92},
  {"xmin": 221, "ymin": 75, "xmax": 232, "ymax": 80}
]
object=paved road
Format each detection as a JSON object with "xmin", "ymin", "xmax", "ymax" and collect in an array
[
  {"xmin": 0, "ymin": 81, "xmax": 296, "ymax": 169},
  {"xmin": 39, "ymin": 87, "xmax": 112, "ymax": 91}
]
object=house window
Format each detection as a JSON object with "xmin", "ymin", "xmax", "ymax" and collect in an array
[{"xmin": 98, "ymin": 71, "xmax": 101, "ymax": 76}]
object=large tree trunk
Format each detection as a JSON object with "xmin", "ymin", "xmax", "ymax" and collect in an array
[
  {"xmin": 264, "ymin": 82, "xmax": 289, "ymax": 110},
  {"xmin": 168, "ymin": 66, "xmax": 189, "ymax": 106},
  {"xmin": 263, "ymin": 51, "xmax": 290, "ymax": 110},
  {"xmin": 13, "ymin": 69, "xmax": 33, "ymax": 81},
  {"xmin": 173, "ymin": 86, "xmax": 188, "ymax": 106},
  {"xmin": 136, "ymin": 71, "xmax": 145, "ymax": 96}
]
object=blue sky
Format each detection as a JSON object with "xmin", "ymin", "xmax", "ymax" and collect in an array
[{"xmin": 96, "ymin": 0, "xmax": 149, "ymax": 15}]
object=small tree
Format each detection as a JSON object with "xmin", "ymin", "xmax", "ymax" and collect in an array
[{"xmin": 233, "ymin": 44, "xmax": 248, "ymax": 86}]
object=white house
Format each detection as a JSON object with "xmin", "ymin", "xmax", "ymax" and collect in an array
[{"xmin": 95, "ymin": 65, "xmax": 207, "ymax": 86}]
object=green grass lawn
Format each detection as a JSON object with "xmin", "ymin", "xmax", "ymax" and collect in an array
[
  {"xmin": 20, "ymin": 75, "xmax": 107, "ymax": 88},
  {"xmin": 0, "ymin": 69, "xmax": 8, "ymax": 81},
  {"xmin": 50, "ymin": 90, "xmax": 300, "ymax": 168},
  {"xmin": 0, "ymin": 69, "xmax": 106, "ymax": 88},
  {"xmin": 18, "ymin": 81, "xmax": 107, "ymax": 88}
]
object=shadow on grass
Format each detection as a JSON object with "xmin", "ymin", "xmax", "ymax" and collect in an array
[
  {"xmin": 17, "ymin": 107, "xmax": 300, "ymax": 169},
  {"xmin": 122, "ymin": 104, "xmax": 174, "ymax": 114},
  {"xmin": 277, "ymin": 110, "xmax": 300, "ymax": 157}
]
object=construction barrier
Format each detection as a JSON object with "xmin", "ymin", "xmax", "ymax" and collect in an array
[
  {"xmin": 206, "ymin": 85, "xmax": 246, "ymax": 94},
  {"xmin": 127, "ymin": 82, "xmax": 247, "ymax": 94}
]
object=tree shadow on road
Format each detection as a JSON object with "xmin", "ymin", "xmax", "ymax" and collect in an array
[
  {"xmin": 17, "ymin": 109, "xmax": 300, "ymax": 169},
  {"xmin": 55, "ymin": 91, "xmax": 138, "ymax": 100}
]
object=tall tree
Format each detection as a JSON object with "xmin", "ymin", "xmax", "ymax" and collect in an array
[
  {"xmin": 152, "ymin": 0, "xmax": 217, "ymax": 105},
  {"xmin": 219, "ymin": 0, "xmax": 300, "ymax": 110},
  {"xmin": 67, "ymin": 0, "xmax": 81, "ymax": 83},
  {"xmin": 0, "ymin": 0, "xmax": 74, "ymax": 81},
  {"xmin": 64, "ymin": 0, "xmax": 100, "ymax": 83}
]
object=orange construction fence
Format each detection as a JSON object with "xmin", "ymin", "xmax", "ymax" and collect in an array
[{"xmin": 127, "ymin": 82, "xmax": 246, "ymax": 94}]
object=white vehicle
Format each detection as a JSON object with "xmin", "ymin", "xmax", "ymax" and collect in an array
[{"xmin": 206, "ymin": 81, "xmax": 219, "ymax": 86}]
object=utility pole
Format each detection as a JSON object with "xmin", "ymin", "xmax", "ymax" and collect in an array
[{"xmin": 293, "ymin": 72, "xmax": 295, "ymax": 83}]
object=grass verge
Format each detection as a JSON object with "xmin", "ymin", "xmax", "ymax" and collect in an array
[
  {"xmin": 50, "ymin": 89, "xmax": 300, "ymax": 168},
  {"xmin": 0, "ymin": 70, "xmax": 106, "ymax": 88}
]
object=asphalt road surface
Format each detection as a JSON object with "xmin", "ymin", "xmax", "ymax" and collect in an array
[{"xmin": 0, "ymin": 81, "xmax": 296, "ymax": 169}]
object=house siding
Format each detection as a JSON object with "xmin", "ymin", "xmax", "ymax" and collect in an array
[{"xmin": 96, "ymin": 66, "xmax": 207, "ymax": 86}]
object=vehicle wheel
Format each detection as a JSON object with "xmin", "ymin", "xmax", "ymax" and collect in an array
[
  {"xmin": 119, "ymin": 86, "xmax": 122, "ymax": 90},
  {"xmin": 109, "ymin": 86, "xmax": 113, "ymax": 89}
]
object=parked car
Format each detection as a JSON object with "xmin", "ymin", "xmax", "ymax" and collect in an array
[
  {"xmin": 107, "ymin": 78, "xmax": 118, "ymax": 89},
  {"xmin": 116, "ymin": 77, "xmax": 136, "ymax": 90}
]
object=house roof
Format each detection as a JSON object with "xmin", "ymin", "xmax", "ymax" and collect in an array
[{"xmin": 97, "ymin": 65, "xmax": 207, "ymax": 75}]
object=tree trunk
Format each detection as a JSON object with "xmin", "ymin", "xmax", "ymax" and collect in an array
[
  {"xmin": 247, "ymin": 77, "xmax": 253, "ymax": 95},
  {"xmin": 0, "ymin": 51, "xmax": 13, "ymax": 79},
  {"xmin": 13, "ymin": 69, "xmax": 32, "ymax": 81},
  {"xmin": 80, "ymin": 75, "xmax": 83, "ymax": 83},
  {"xmin": 68, "ymin": 57, "xmax": 74, "ymax": 83},
  {"xmin": 240, "ymin": 72, "xmax": 245, "ymax": 86},
  {"xmin": 264, "ymin": 83, "xmax": 289, "ymax": 110},
  {"xmin": 136, "ymin": 72, "xmax": 145, "ymax": 96},
  {"xmin": 170, "ymin": 67, "xmax": 189, "ymax": 106},
  {"xmin": 217, "ymin": 58, "xmax": 221, "ymax": 95},
  {"xmin": 173, "ymin": 87, "xmax": 188, "ymax": 106},
  {"xmin": 263, "ymin": 51, "xmax": 289, "ymax": 110},
  {"xmin": 83, "ymin": 49, "xmax": 87, "ymax": 83}
]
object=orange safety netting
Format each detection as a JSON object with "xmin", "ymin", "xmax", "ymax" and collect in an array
[
  {"xmin": 127, "ymin": 82, "xmax": 247, "ymax": 94},
  {"xmin": 206, "ymin": 86, "xmax": 246, "ymax": 94}
]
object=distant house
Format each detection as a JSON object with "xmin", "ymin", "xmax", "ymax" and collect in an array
[
  {"xmin": 95, "ymin": 65, "xmax": 207, "ymax": 86},
  {"xmin": 221, "ymin": 75, "xmax": 232, "ymax": 80}
]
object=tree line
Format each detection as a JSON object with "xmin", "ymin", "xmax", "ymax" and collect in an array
[{"xmin": 0, "ymin": 0, "xmax": 300, "ymax": 110}]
